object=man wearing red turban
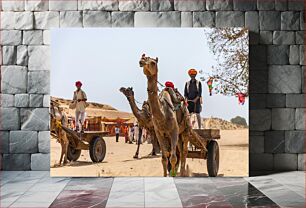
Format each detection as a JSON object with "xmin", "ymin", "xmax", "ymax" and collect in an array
[
  {"xmin": 185, "ymin": 69, "xmax": 202, "ymax": 129},
  {"xmin": 72, "ymin": 81, "xmax": 88, "ymax": 132}
]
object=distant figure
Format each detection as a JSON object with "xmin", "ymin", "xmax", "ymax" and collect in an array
[
  {"xmin": 72, "ymin": 81, "xmax": 88, "ymax": 133},
  {"xmin": 184, "ymin": 69, "xmax": 202, "ymax": 129},
  {"xmin": 124, "ymin": 126, "xmax": 129, "ymax": 143},
  {"xmin": 115, "ymin": 126, "xmax": 120, "ymax": 142},
  {"xmin": 134, "ymin": 124, "xmax": 139, "ymax": 144},
  {"xmin": 129, "ymin": 126, "xmax": 135, "ymax": 142}
]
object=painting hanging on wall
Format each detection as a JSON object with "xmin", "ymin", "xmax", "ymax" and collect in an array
[{"xmin": 50, "ymin": 28, "xmax": 249, "ymax": 177}]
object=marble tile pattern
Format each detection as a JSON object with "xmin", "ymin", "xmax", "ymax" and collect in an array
[{"xmin": 0, "ymin": 171, "xmax": 304, "ymax": 208}]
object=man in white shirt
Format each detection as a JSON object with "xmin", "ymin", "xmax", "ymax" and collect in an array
[
  {"xmin": 115, "ymin": 126, "xmax": 120, "ymax": 142},
  {"xmin": 73, "ymin": 81, "xmax": 88, "ymax": 133}
]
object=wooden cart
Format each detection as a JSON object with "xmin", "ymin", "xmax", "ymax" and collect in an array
[
  {"xmin": 187, "ymin": 129, "xmax": 220, "ymax": 177},
  {"xmin": 61, "ymin": 126, "xmax": 108, "ymax": 163}
]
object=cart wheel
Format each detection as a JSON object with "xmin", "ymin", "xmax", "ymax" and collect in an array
[
  {"xmin": 67, "ymin": 145, "xmax": 81, "ymax": 161},
  {"xmin": 207, "ymin": 140, "xmax": 219, "ymax": 177},
  {"xmin": 89, "ymin": 136, "xmax": 106, "ymax": 163}
]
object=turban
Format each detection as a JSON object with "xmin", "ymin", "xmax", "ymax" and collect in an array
[
  {"xmin": 188, "ymin": 69, "xmax": 197, "ymax": 76},
  {"xmin": 165, "ymin": 81, "xmax": 174, "ymax": 89},
  {"xmin": 75, "ymin": 81, "xmax": 82, "ymax": 87}
]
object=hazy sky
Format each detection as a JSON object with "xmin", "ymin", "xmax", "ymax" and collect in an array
[{"xmin": 51, "ymin": 28, "xmax": 248, "ymax": 122}]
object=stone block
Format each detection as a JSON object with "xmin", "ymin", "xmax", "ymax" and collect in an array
[
  {"xmin": 267, "ymin": 45, "xmax": 289, "ymax": 64},
  {"xmin": 1, "ymin": 12, "xmax": 15, "ymax": 29},
  {"xmin": 78, "ymin": 0, "xmax": 119, "ymax": 11},
  {"xmin": 38, "ymin": 131, "xmax": 50, "ymax": 153},
  {"xmin": 10, "ymin": 131, "xmax": 38, "ymax": 153},
  {"xmin": 3, "ymin": 154, "xmax": 31, "ymax": 170},
  {"xmin": 216, "ymin": 11, "xmax": 244, "ymax": 27},
  {"xmin": 249, "ymin": 109, "xmax": 271, "ymax": 131},
  {"xmin": 181, "ymin": 12, "xmax": 192, "ymax": 27},
  {"xmin": 272, "ymin": 108, "xmax": 295, "ymax": 130},
  {"xmin": 34, "ymin": 11, "xmax": 60, "ymax": 29},
  {"xmin": 264, "ymin": 131, "xmax": 285, "ymax": 153},
  {"xmin": 250, "ymin": 131, "xmax": 264, "ymax": 136},
  {"xmin": 83, "ymin": 11, "xmax": 112, "ymax": 27},
  {"xmin": 135, "ymin": 12, "xmax": 180, "ymax": 27},
  {"xmin": 1, "ymin": 30, "xmax": 22, "ymax": 45},
  {"xmin": 14, "ymin": 11, "xmax": 34, "ymax": 30},
  {"xmin": 301, "ymin": 12, "xmax": 304, "ymax": 30},
  {"xmin": 60, "ymin": 11, "xmax": 83, "ymax": 27},
  {"xmin": 275, "ymin": 0, "xmax": 287, "ymax": 11},
  {"xmin": 233, "ymin": 0, "xmax": 256, "ymax": 10},
  {"xmin": 259, "ymin": 11, "xmax": 281, "ymax": 31},
  {"xmin": 300, "ymin": 45, "xmax": 304, "ymax": 65},
  {"xmin": 298, "ymin": 154, "xmax": 305, "ymax": 170},
  {"xmin": 174, "ymin": 0, "xmax": 205, "ymax": 11},
  {"xmin": 249, "ymin": 136, "xmax": 264, "ymax": 153},
  {"xmin": 249, "ymin": 70, "xmax": 268, "ymax": 93},
  {"xmin": 295, "ymin": 108, "xmax": 305, "ymax": 130},
  {"xmin": 250, "ymin": 153, "xmax": 273, "ymax": 170},
  {"xmin": 2, "ymin": 1, "xmax": 25, "ymax": 11},
  {"xmin": 27, "ymin": 71, "xmax": 50, "ymax": 94},
  {"xmin": 193, "ymin": 12, "xmax": 215, "ymax": 27},
  {"xmin": 296, "ymin": 31, "xmax": 304, "ymax": 44},
  {"xmin": 151, "ymin": 0, "xmax": 173, "ymax": 11},
  {"xmin": 49, "ymin": 0, "xmax": 77, "ymax": 11},
  {"xmin": 286, "ymin": 94, "xmax": 304, "ymax": 108},
  {"xmin": 21, "ymin": 108, "xmax": 49, "ymax": 131},
  {"xmin": 2, "ymin": 46, "xmax": 17, "ymax": 65},
  {"xmin": 289, "ymin": 45, "xmax": 300, "ymax": 64},
  {"xmin": 266, "ymin": 94, "xmax": 286, "ymax": 108},
  {"xmin": 281, "ymin": 11, "xmax": 300, "ymax": 30},
  {"xmin": 119, "ymin": 0, "xmax": 150, "ymax": 11},
  {"xmin": 1, "ymin": 66, "xmax": 27, "ymax": 94},
  {"xmin": 249, "ymin": 94, "xmax": 266, "ymax": 109},
  {"xmin": 43, "ymin": 30, "xmax": 50, "ymax": 45},
  {"xmin": 257, "ymin": 0, "xmax": 274, "ymax": 10},
  {"xmin": 206, "ymin": 0, "xmax": 233, "ymax": 10},
  {"xmin": 112, "ymin": 12, "xmax": 134, "ymax": 27},
  {"xmin": 43, "ymin": 95, "xmax": 50, "ymax": 107},
  {"xmin": 31, "ymin": 153, "xmax": 50, "ymax": 170},
  {"xmin": 17, "ymin": 45, "xmax": 28, "ymax": 66},
  {"xmin": 15, "ymin": 94, "xmax": 29, "ymax": 107},
  {"xmin": 23, "ymin": 30, "xmax": 43, "ymax": 45},
  {"xmin": 274, "ymin": 153, "xmax": 298, "ymax": 170},
  {"xmin": 269, "ymin": 65, "xmax": 301, "ymax": 93},
  {"xmin": 0, "ymin": 131, "xmax": 9, "ymax": 153},
  {"xmin": 29, "ymin": 94, "xmax": 44, "ymax": 107},
  {"xmin": 0, "ymin": 94, "xmax": 15, "ymax": 107},
  {"xmin": 28, "ymin": 46, "xmax": 50, "ymax": 71},
  {"xmin": 288, "ymin": 0, "xmax": 304, "ymax": 11},
  {"xmin": 0, "ymin": 108, "xmax": 20, "ymax": 130},
  {"xmin": 273, "ymin": 31, "xmax": 295, "ymax": 45},
  {"xmin": 25, "ymin": 0, "xmax": 49, "ymax": 11},
  {"xmin": 302, "ymin": 66, "xmax": 305, "ymax": 93},
  {"xmin": 285, "ymin": 130, "xmax": 304, "ymax": 153},
  {"xmin": 249, "ymin": 45, "xmax": 267, "ymax": 67},
  {"xmin": 245, "ymin": 11, "xmax": 259, "ymax": 32}
]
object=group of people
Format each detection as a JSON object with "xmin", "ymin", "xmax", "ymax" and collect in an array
[
  {"xmin": 114, "ymin": 124, "xmax": 149, "ymax": 145},
  {"xmin": 70, "ymin": 68, "xmax": 203, "ymax": 133}
]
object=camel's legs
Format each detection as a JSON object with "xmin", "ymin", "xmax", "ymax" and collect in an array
[
  {"xmin": 134, "ymin": 127, "xmax": 143, "ymax": 158},
  {"xmin": 180, "ymin": 133, "xmax": 189, "ymax": 177},
  {"xmin": 151, "ymin": 133, "xmax": 160, "ymax": 155},
  {"xmin": 161, "ymin": 151, "xmax": 168, "ymax": 177},
  {"xmin": 63, "ymin": 140, "xmax": 68, "ymax": 164},
  {"xmin": 170, "ymin": 131, "xmax": 179, "ymax": 176},
  {"xmin": 177, "ymin": 135, "xmax": 184, "ymax": 176},
  {"xmin": 59, "ymin": 141, "xmax": 64, "ymax": 166}
]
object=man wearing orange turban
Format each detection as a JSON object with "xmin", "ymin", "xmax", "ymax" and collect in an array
[{"xmin": 184, "ymin": 69, "xmax": 202, "ymax": 129}]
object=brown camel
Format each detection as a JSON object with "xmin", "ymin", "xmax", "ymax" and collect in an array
[
  {"xmin": 119, "ymin": 87, "xmax": 160, "ymax": 158},
  {"xmin": 50, "ymin": 101, "xmax": 69, "ymax": 166},
  {"xmin": 139, "ymin": 54, "xmax": 181, "ymax": 177},
  {"xmin": 139, "ymin": 54, "xmax": 207, "ymax": 176}
]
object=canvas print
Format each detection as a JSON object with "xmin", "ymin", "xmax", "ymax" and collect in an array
[{"xmin": 50, "ymin": 28, "xmax": 249, "ymax": 177}]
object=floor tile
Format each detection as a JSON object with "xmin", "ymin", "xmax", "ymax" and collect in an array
[
  {"xmin": 106, "ymin": 191, "xmax": 144, "ymax": 208},
  {"xmin": 111, "ymin": 177, "xmax": 144, "ymax": 192}
]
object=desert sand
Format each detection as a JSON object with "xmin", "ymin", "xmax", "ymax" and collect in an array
[{"xmin": 50, "ymin": 129, "xmax": 248, "ymax": 177}]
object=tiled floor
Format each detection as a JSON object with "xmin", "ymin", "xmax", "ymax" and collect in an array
[{"xmin": 1, "ymin": 171, "xmax": 304, "ymax": 208}]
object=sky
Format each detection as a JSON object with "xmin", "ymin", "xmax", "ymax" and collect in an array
[{"xmin": 51, "ymin": 28, "xmax": 248, "ymax": 122}]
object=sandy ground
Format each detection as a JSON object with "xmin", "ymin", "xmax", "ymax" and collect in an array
[{"xmin": 50, "ymin": 129, "xmax": 248, "ymax": 177}]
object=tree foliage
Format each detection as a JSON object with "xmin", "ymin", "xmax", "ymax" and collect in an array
[{"xmin": 200, "ymin": 28, "xmax": 249, "ymax": 97}]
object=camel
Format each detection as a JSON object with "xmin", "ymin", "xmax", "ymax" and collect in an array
[
  {"xmin": 119, "ymin": 87, "xmax": 160, "ymax": 158},
  {"xmin": 139, "ymin": 54, "xmax": 207, "ymax": 177},
  {"xmin": 50, "ymin": 100, "xmax": 69, "ymax": 166}
]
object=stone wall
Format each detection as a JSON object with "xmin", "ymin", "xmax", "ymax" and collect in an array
[{"xmin": 0, "ymin": 0, "xmax": 304, "ymax": 175}]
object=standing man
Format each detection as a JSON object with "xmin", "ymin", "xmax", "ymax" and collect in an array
[
  {"xmin": 72, "ymin": 81, "xmax": 88, "ymax": 133},
  {"xmin": 184, "ymin": 69, "xmax": 203, "ymax": 129},
  {"xmin": 115, "ymin": 126, "xmax": 120, "ymax": 142}
]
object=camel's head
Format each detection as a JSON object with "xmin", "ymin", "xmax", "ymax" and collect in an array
[
  {"xmin": 139, "ymin": 54, "xmax": 158, "ymax": 77},
  {"xmin": 119, "ymin": 87, "xmax": 134, "ymax": 98}
]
